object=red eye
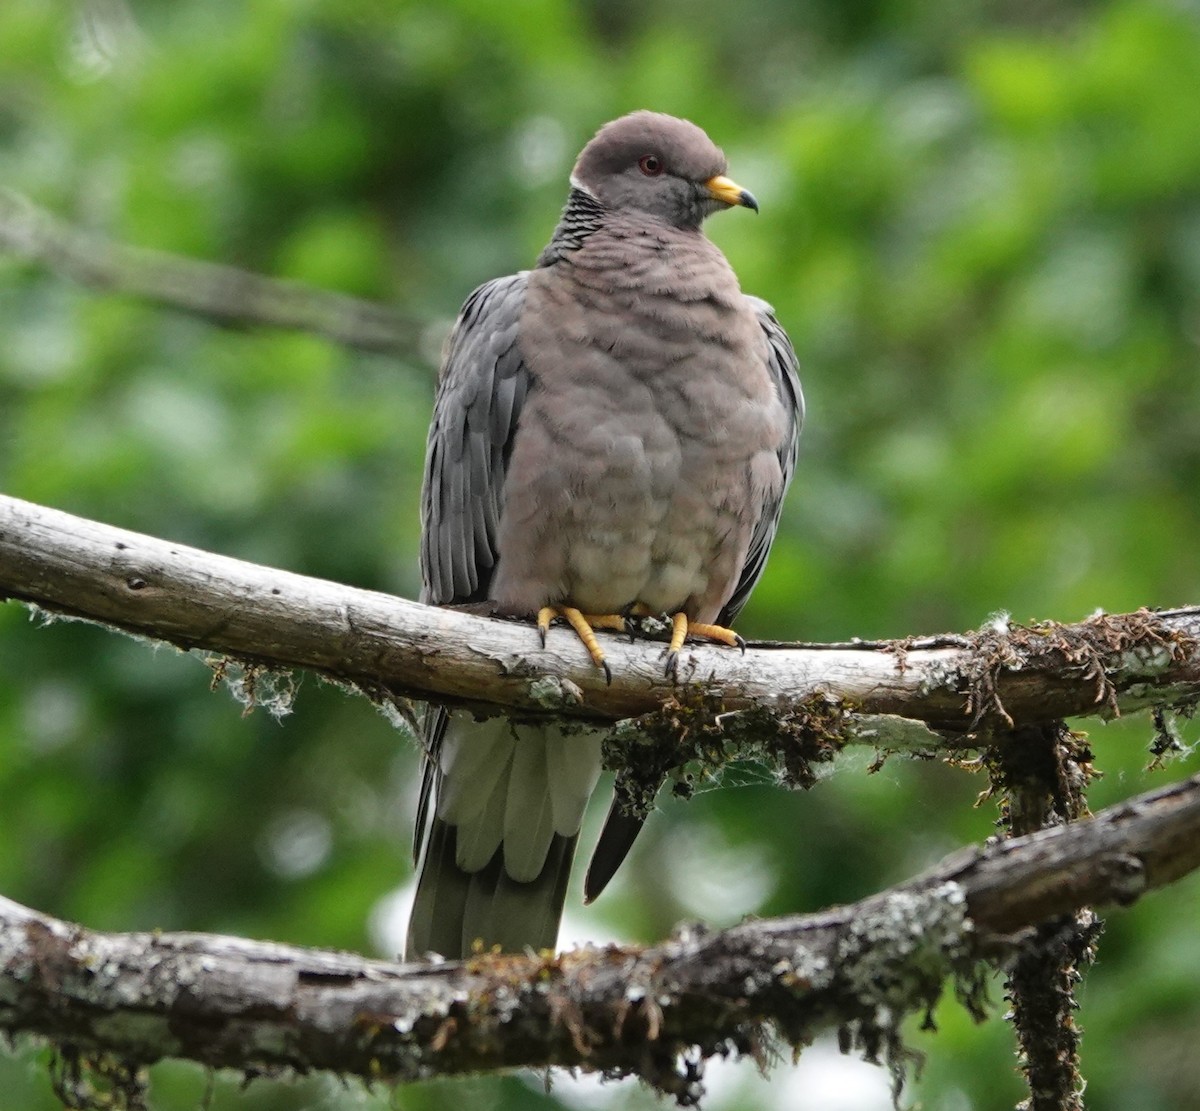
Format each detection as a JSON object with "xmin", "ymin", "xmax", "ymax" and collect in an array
[{"xmin": 638, "ymin": 154, "xmax": 663, "ymax": 176}]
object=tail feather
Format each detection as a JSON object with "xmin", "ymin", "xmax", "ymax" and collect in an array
[
  {"xmin": 461, "ymin": 829, "xmax": 576, "ymax": 954},
  {"xmin": 406, "ymin": 819, "xmax": 577, "ymax": 959},
  {"xmin": 584, "ymin": 796, "xmax": 647, "ymax": 904},
  {"xmin": 405, "ymin": 818, "xmax": 470, "ymax": 959},
  {"xmin": 406, "ymin": 718, "xmax": 603, "ymax": 960}
]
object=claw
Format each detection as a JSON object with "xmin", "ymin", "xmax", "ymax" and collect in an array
[
  {"xmin": 537, "ymin": 605, "xmax": 622, "ymax": 684},
  {"xmin": 662, "ymin": 613, "xmax": 745, "ymax": 679},
  {"xmin": 688, "ymin": 621, "xmax": 745, "ymax": 650},
  {"xmin": 536, "ymin": 606, "xmax": 555, "ymax": 649},
  {"xmin": 663, "ymin": 612, "xmax": 689, "ymax": 679},
  {"xmin": 538, "ymin": 605, "xmax": 743, "ymax": 683},
  {"xmin": 668, "ymin": 612, "xmax": 690, "ymax": 654}
]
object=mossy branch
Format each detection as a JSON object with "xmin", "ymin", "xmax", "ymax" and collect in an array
[
  {"xmin": 2, "ymin": 771, "xmax": 1199, "ymax": 1103},
  {"xmin": 2, "ymin": 495, "xmax": 1200, "ymax": 763}
]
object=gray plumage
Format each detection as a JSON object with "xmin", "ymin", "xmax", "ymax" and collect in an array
[{"xmin": 407, "ymin": 111, "xmax": 803, "ymax": 960}]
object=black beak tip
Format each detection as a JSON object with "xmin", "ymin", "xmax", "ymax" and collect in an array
[{"xmin": 739, "ymin": 189, "xmax": 760, "ymax": 214}]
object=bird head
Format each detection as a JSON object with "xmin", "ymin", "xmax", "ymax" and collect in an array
[{"xmin": 570, "ymin": 110, "xmax": 758, "ymax": 230}]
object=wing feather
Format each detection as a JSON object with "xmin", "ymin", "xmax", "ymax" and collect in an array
[
  {"xmin": 413, "ymin": 273, "xmax": 533, "ymax": 861},
  {"xmin": 419, "ymin": 272, "xmax": 532, "ymax": 607},
  {"xmin": 718, "ymin": 296, "xmax": 805, "ymax": 626}
]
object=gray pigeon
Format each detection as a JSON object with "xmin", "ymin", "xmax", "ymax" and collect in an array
[{"xmin": 406, "ymin": 111, "xmax": 803, "ymax": 959}]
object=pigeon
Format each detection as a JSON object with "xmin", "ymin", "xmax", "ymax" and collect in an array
[{"xmin": 406, "ymin": 111, "xmax": 803, "ymax": 959}]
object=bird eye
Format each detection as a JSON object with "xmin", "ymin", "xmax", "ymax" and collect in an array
[{"xmin": 638, "ymin": 154, "xmax": 663, "ymax": 176}]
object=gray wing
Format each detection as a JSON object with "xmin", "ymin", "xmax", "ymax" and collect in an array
[
  {"xmin": 414, "ymin": 273, "xmax": 532, "ymax": 860},
  {"xmin": 717, "ymin": 295, "xmax": 804, "ymax": 626},
  {"xmin": 585, "ymin": 297, "xmax": 803, "ymax": 904},
  {"xmin": 420, "ymin": 272, "xmax": 531, "ymax": 607}
]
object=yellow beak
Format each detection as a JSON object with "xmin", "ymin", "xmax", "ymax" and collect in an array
[{"xmin": 704, "ymin": 174, "xmax": 759, "ymax": 212}]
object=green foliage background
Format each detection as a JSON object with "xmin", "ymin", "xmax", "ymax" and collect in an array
[{"xmin": 2, "ymin": 1, "xmax": 1200, "ymax": 1108}]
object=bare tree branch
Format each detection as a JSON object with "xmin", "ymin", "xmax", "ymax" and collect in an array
[
  {"xmin": 1, "ymin": 494, "xmax": 1199, "ymax": 749},
  {"xmin": 2, "ymin": 772, "xmax": 1197, "ymax": 1103},
  {"xmin": 0, "ymin": 188, "xmax": 422, "ymax": 357}
]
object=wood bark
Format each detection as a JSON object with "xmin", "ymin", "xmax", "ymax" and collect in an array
[
  {"xmin": 2, "ymin": 494, "xmax": 1199, "ymax": 739},
  {"xmin": 2, "ymin": 771, "xmax": 1198, "ymax": 1103},
  {"xmin": 5, "ymin": 492, "xmax": 1200, "ymax": 1106}
]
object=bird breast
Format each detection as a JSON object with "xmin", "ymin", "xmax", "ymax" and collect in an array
[{"xmin": 491, "ymin": 229, "xmax": 788, "ymax": 623}]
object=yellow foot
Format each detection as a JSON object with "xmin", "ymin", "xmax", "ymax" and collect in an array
[
  {"xmin": 536, "ymin": 606, "xmax": 626, "ymax": 685},
  {"xmin": 664, "ymin": 613, "xmax": 746, "ymax": 678}
]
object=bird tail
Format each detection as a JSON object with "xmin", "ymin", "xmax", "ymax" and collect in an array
[
  {"xmin": 405, "ymin": 718, "xmax": 602, "ymax": 960},
  {"xmin": 406, "ymin": 817, "xmax": 578, "ymax": 959},
  {"xmin": 584, "ymin": 794, "xmax": 649, "ymax": 904}
]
